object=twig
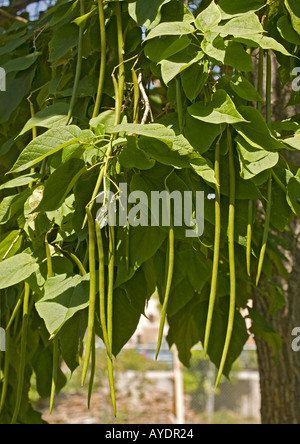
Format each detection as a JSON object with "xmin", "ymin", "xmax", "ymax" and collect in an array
[
  {"xmin": 138, "ymin": 72, "xmax": 154, "ymax": 124},
  {"xmin": 0, "ymin": 8, "xmax": 28, "ymax": 23}
]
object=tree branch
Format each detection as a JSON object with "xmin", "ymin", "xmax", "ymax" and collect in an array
[{"xmin": 0, "ymin": 8, "xmax": 28, "ymax": 23}]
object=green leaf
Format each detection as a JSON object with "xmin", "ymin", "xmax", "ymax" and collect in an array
[
  {"xmin": 224, "ymin": 42, "xmax": 254, "ymax": 72},
  {"xmin": 0, "ymin": 230, "xmax": 22, "ymax": 261},
  {"xmin": 180, "ymin": 60, "xmax": 209, "ymax": 102},
  {"xmin": 0, "ymin": 69, "xmax": 36, "ymax": 124},
  {"xmin": 35, "ymin": 274, "xmax": 90, "ymax": 336},
  {"xmin": 1, "ymin": 52, "xmax": 41, "ymax": 74},
  {"xmin": 0, "ymin": 173, "xmax": 40, "ymax": 191},
  {"xmin": 168, "ymin": 278, "xmax": 195, "ymax": 317},
  {"xmin": 167, "ymin": 297, "xmax": 248, "ymax": 375},
  {"xmin": 144, "ymin": 22, "xmax": 194, "ymax": 42},
  {"xmin": 270, "ymin": 181, "xmax": 293, "ymax": 232},
  {"xmin": 233, "ymin": 106, "xmax": 287, "ymax": 151},
  {"xmin": 160, "ymin": 35, "xmax": 192, "ymax": 61},
  {"xmin": 184, "ymin": 113, "xmax": 225, "ymax": 154},
  {"xmin": 48, "ymin": 23, "xmax": 79, "ymax": 64},
  {"xmin": 201, "ymin": 36, "xmax": 226, "ymax": 64},
  {"xmin": 236, "ymin": 135, "xmax": 279, "ymax": 180},
  {"xmin": 145, "ymin": 35, "xmax": 191, "ymax": 64},
  {"xmin": 167, "ymin": 296, "xmax": 202, "ymax": 367},
  {"xmin": 249, "ymin": 308, "xmax": 282, "ymax": 357},
  {"xmin": 233, "ymin": 35, "xmax": 294, "ymax": 57},
  {"xmin": 213, "ymin": 12, "xmax": 263, "ymax": 36},
  {"xmin": 218, "ymin": 0, "xmax": 266, "ymax": 19},
  {"xmin": 285, "ymin": 0, "xmax": 300, "ymax": 34},
  {"xmin": 9, "ymin": 125, "xmax": 82, "ymax": 174},
  {"xmin": 195, "ymin": 1, "xmax": 222, "ymax": 33},
  {"xmin": 37, "ymin": 158, "xmax": 86, "ymax": 212},
  {"xmin": 32, "ymin": 344, "xmax": 67, "ymax": 398},
  {"xmin": 135, "ymin": 135, "xmax": 215, "ymax": 183},
  {"xmin": 58, "ymin": 310, "xmax": 87, "ymax": 373},
  {"xmin": 107, "ymin": 123, "xmax": 203, "ymax": 160},
  {"xmin": 160, "ymin": 51, "xmax": 203, "ymax": 85},
  {"xmin": 0, "ymin": 188, "xmax": 32, "ymax": 225},
  {"xmin": 128, "ymin": 0, "xmax": 171, "ymax": 29},
  {"xmin": 19, "ymin": 103, "xmax": 70, "ymax": 136},
  {"xmin": 115, "ymin": 224, "xmax": 167, "ymax": 287},
  {"xmin": 187, "ymin": 89, "xmax": 247, "ymax": 124},
  {"xmin": 0, "ymin": 253, "xmax": 38, "ymax": 289},
  {"xmin": 287, "ymin": 169, "xmax": 300, "ymax": 216},
  {"xmin": 283, "ymin": 134, "xmax": 300, "ymax": 150},
  {"xmin": 72, "ymin": 7, "xmax": 97, "ymax": 26},
  {"xmin": 230, "ymin": 74, "xmax": 263, "ymax": 102},
  {"xmin": 0, "ymin": 30, "xmax": 33, "ymax": 57},
  {"xmin": 277, "ymin": 15, "xmax": 300, "ymax": 46},
  {"xmin": 113, "ymin": 270, "xmax": 149, "ymax": 356},
  {"xmin": 118, "ymin": 136, "xmax": 156, "ymax": 170}
]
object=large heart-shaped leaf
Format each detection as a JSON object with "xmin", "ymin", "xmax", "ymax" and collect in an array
[
  {"xmin": 0, "ymin": 253, "xmax": 38, "ymax": 289},
  {"xmin": 188, "ymin": 89, "xmax": 247, "ymax": 124},
  {"xmin": 35, "ymin": 274, "xmax": 90, "ymax": 336},
  {"xmin": 10, "ymin": 125, "xmax": 82, "ymax": 174}
]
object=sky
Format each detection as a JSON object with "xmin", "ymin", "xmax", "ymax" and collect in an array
[{"xmin": 0, "ymin": 0, "xmax": 55, "ymax": 20}]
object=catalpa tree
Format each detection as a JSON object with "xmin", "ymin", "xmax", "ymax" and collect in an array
[{"xmin": 0, "ymin": 0, "xmax": 300, "ymax": 424}]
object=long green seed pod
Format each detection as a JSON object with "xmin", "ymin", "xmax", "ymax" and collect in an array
[
  {"xmin": 54, "ymin": 244, "xmax": 87, "ymax": 277},
  {"xmin": 215, "ymin": 126, "xmax": 236, "ymax": 388},
  {"xmin": 132, "ymin": 68, "xmax": 140, "ymax": 123},
  {"xmin": 246, "ymin": 200, "xmax": 254, "ymax": 277},
  {"xmin": 6, "ymin": 288, "xmax": 24, "ymax": 331},
  {"xmin": 49, "ymin": 337, "xmax": 59, "ymax": 414},
  {"xmin": 45, "ymin": 235, "xmax": 59, "ymax": 414},
  {"xmin": 0, "ymin": 319, "xmax": 10, "ymax": 414},
  {"xmin": 257, "ymin": 48, "xmax": 264, "ymax": 113},
  {"xmin": 95, "ymin": 222, "xmax": 112, "ymax": 359},
  {"xmin": 203, "ymin": 135, "xmax": 222, "ymax": 356},
  {"xmin": 11, "ymin": 282, "xmax": 30, "ymax": 424},
  {"xmin": 116, "ymin": 1, "xmax": 125, "ymax": 110},
  {"xmin": 107, "ymin": 222, "xmax": 116, "ymax": 416},
  {"xmin": 176, "ymin": 77, "xmax": 184, "ymax": 133},
  {"xmin": 66, "ymin": 0, "xmax": 84, "ymax": 125},
  {"xmin": 81, "ymin": 207, "xmax": 97, "ymax": 386},
  {"xmin": 87, "ymin": 333, "xmax": 96, "ymax": 409},
  {"xmin": 81, "ymin": 143, "xmax": 113, "ymax": 229},
  {"xmin": 92, "ymin": 0, "xmax": 107, "ymax": 119},
  {"xmin": 155, "ymin": 171, "xmax": 175, "ymax": 360},
  {"xmin": 45, "ymin": 233, "xmax": 53, "ymax": 279},
  {"xmin": 256, "ymin": 175, "xmax": 272, "ymax": 286},
  {"xmin": 256, "ymin": 50, "xmax": 272, "ymax": 286},
  {"xmin": 246, "ymin": 47, "xmax": 264, "ymax": 277}
]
